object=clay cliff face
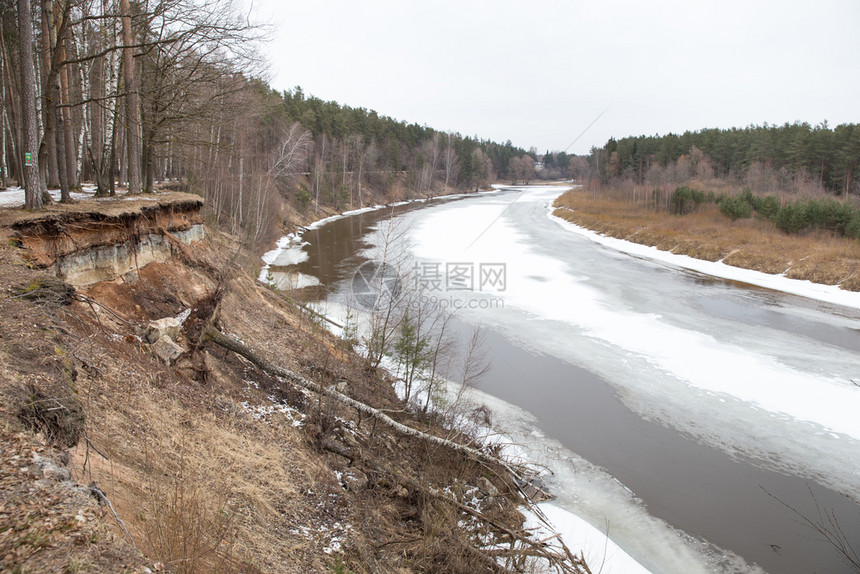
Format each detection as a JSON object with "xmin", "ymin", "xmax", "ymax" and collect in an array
[{"xmin": 5, "ymin": 194, "xmax": 204, "ymax": 287}]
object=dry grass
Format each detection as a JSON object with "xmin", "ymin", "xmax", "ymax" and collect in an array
[
  {"xmin": 60, "ymin": 257, "xmax": 336, "ymax": 573},
  {"xmin": 554, "ymin": 189, "xmax": 860, "ymax": 291}
]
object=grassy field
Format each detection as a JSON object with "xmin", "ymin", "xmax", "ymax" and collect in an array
[{"xmin": 552, "ymin": 188, "xmax": 860, "ymax": 291}]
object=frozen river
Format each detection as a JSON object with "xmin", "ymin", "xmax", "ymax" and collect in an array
[{"xmin": 267, "ymin": 186, "xmax": 860, "ymax": 573}]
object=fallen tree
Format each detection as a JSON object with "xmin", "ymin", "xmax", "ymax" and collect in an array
[
  {"xmin": 202, "ymin": 324, "xmax": 590, "ymax": 574},
  {"xmin": 204, "ymin": 326, "xmax": 515, "ymax": 470}
]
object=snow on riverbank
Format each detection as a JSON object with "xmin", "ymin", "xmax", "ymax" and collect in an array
[
  {"xmin": 304, "ymin": 298, "xmax": 668, "ymax": 574},
  {"xmin": 546, "ymin": 189, "xmax": 860, "ymax": 311},
  {"xmin": 258, "ymin": 188, "xmax": 503, "ymax": 286},
  {"xmin": 523, "ymin": 504, "xmax": 655, "ymax": 574}
]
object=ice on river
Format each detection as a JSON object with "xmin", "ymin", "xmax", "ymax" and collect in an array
[
  {"xmin": 402, "ymin": 187, "xmax": 860, "ymax": 500},
  {"xmin": 408, "ymin": 189, "xmax": 860, "ymax": 438}
]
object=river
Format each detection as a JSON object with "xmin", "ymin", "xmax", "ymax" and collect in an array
[{"xmin": 264, "ymin": 186, "xmax": 860, "ymax": 574}]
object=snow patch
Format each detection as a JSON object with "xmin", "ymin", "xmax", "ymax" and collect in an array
[
  {"xmin": 0, "ymin": 185, "xmax": 130, "ymax": 207},
  {"xmin": 549, "ymin": 200, "xmax": 860, "ymax": 311}
]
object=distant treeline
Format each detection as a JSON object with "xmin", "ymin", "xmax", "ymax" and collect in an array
[
  {"xmin": 280, "ymin": 86, "xmax": 535, "ymax": 189},
  {"xmin": 588, "ymin": 122, "xmax": 860, "ymax": 195}
]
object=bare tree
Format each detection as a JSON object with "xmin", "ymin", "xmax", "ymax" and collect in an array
[
  {"xmin": 509, "ymin": 156, "xmax": 523, "ymax": 184},
  {"xmin": 0, "ymin": 20, "xmax": 21, "ymax": 188},
  {"xmin": 521, "ymin": 155, "xmax": 536, "ymax": 184},
  {"xmin": 351, "ymin": 133, "xmax": 365, "ymax": 207},
  {"xmin": 363, "ymin": 217, "xmax": 411, "ymax": 368},
  {"xmin": 312, "ymin": 133, "xmax": 326, "ymax": 212},
  {"xmin": 568, "ymin": 156, "xmax": 589, "ymax": 182},
  {"xmin": 58, "ymin": 23, "xmax": 78, "ymax": 189},
  {"xmin": 246, "ymin": 121, "xmax": 312, "ymax": 242},
  {"xmin": 39, "ymin": 0, "xmax": 59, "ymax": 189},
  {"xmin": 420, "ymin": 132, "xmax": 440, "ymax": 194}
]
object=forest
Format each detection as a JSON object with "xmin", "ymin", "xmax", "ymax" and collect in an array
[
  {"xmin": 584, "ymin": 122, "xmax": 860, "ymax": 196},
  {"xmin": 0, "ymin": 0, "xmax": 539, "ymax": 247}
]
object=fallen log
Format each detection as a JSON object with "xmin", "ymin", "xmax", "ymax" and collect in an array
[
  {"xmin": 204, "ymin": 325, "xmax": 588, "ymax": 572},
  {"xmin": 203, "ymin": 326, "xmax": 532, "ymax": 491}
]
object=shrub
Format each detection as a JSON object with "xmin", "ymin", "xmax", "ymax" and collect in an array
[
  {"xmin": 806, "ymin": 199, "xmax": 854, "ymax": 234},
  {"xmin": 847, "ymin": 211, "xmax": 860, "ymax": 240},
  {"xmin": 17, "ymin": 382, "xmax": 85, "ymax": 448},
  {"xmin": 757, "ymin": 195, "xmax": 781, "ymax": 219},
  {"xmin": 774, "ymin": 202, "xmax": 811, "ymax": 234},
  {"xmin": 719, "ymin": 196, "xmax": 752, "ymax": 220},
  {"xmin": 296, "ymin": 186, "xmax": 311, "ymax": 210},
  {"xmin": 670, "ymin": 186, "xmax": 705, "ymax": 215},
  {"xmin": 739, "ymin": 188, "xmax": 756, "ymax": 209}
]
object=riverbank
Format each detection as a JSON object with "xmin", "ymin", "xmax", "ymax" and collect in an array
[
  {"xmin": 258, "ymin": 186, "xmax": 502, "ymax": 286},
  {"xmin": 552, "ymin": 188, "xmax": 860, "ymax": 292}
]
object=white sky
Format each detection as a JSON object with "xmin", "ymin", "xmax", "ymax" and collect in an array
[{"xmin": 248, "ymin": 0, "xmax": 860, "ymax": 155}]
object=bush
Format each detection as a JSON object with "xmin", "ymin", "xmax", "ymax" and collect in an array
[
  {"xmin": 739, "ymin": 188, "xmax": 756, "ymax": 208},
  {"xmin": 757, "ymin": 195, "xmax": 781, "ymax": 219},
  {"xmin": 670, "ymin": 186, "xmax": 705, "ymax": 215},
  {"xmin": 847, "ymin": 212, "xmax": 860, "ymax": 240},
  {"xmin": 714, "ymin": 188, "xmax": 860, "ymax": 239},
  {"xmin": 772, "ymin": 198, "xmax": 859, "ymax": 236},
  {"xmin": 17, "ymin": 382, "xmax": 85, "ymax": 448},
  {"xmin": 806, "ymin": 199, "xmax": 854, "ymax": 234},
  {"xmin": 774, "ymin": 202, "xmax": 811, "ymax": 234},
  {"xmin": 296, "ymin": 186, "xmax": 311, "ymax": 210},
  {"xmin": 719, "ymin": 196, "xmax": 752, "ymax": 220}
]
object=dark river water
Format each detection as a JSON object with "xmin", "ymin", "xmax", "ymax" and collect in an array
[{"xmin": 268, "ymin": 188, "xmax": 860, "ymax": 574}]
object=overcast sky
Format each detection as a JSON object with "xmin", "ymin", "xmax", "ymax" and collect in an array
[{"xmin": 248, "ymin": 0, "xmax": 859, "ymax": 155}]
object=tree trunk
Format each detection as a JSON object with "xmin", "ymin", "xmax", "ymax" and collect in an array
[
  {"xmin": 357, "ymin": 152, "xmax": 363, "ymax": 208},
  {"xmin": 0, "ymin": 41, "xmax": 9, "ymax": 187},
  {"xmin": 54, "ymin": 93, "xmax": 70, "ymax": 201},
  {"xmin": 19, "ymin": 0, "xmax": 43, "ymax": 208},
  {"xmin": 39, "ymin": 0, "xmax": 59, "ymax": 189},
  {"xmin": 202, "ymin": 326, "xmax": 526, "ymax": 478},
  {"xmin": 1, "ymin": 23, "xmax": 23, "ymax": 186},
  {"xmin": 1, "ymin": 24, "xmax": 22, "ymax": 186},
  {"xmin": 1, "ymin": 82, "xmax": 6, "ymax": 187},
  {"xmin": 120, "ymin": 0, "xmax": 140, "ymax": 193},
  {"xmin": 59, "ymin": 29, "xmax": 77, "ymax": 189}
]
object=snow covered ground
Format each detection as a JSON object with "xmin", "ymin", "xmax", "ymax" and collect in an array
[{"xmin": 0, "ymin": 185, "xmax": 108, "ymax": 207}]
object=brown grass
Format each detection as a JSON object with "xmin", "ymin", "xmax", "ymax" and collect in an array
[{"xmin": 554, "ymin": 189, "xmax": 860, "ymax": 291}]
